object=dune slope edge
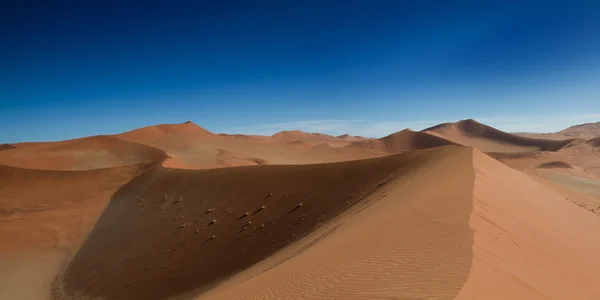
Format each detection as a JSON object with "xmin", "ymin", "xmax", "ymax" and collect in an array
[{"xmin": 456, "ymin": 150, "xmax": 600, "ymax": 300}]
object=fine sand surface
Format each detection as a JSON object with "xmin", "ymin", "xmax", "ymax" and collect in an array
[
  {"xmin": 3, "ymin": 119, "xmax": 600, "ymax": 300},
  {"xmin": 197, "ymin": 146, "xmax": 475, "ymax": 300},
  {"xmin": 55, "ymin": 147, "xmax": 472, "ymax": 300},
  {"xmin": 456, "ymin": 150, "xmax": 600, "ymax": 300}
]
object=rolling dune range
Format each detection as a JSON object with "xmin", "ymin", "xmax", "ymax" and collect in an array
[{"xmin": 1, "ymin": 119, "xmax": 600, "ymax": 300}]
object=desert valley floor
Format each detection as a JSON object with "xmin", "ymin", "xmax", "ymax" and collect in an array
[{"xmin": 1, "ymin": 119, "xmax": 600, "ymax": 300}]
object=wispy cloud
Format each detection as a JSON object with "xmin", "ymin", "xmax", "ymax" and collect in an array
[
  {"xmin": 479, "ymin": 114, "xmax": 600, "ymax": 133},
  {"xmin": 224, "ymin": 113, "xmax": 600, "ymax": 138}
]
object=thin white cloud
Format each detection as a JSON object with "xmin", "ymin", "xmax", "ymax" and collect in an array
[
  {"xmin": 479, "ymin": 114, "xmax": 600, "ymax": 133},
  {"xmin": 225, "ymin": 113, "xmax": 600, "ymax": 138}
]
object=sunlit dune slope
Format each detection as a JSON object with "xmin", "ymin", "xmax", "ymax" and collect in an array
[
  {"xmin": 0, "ymin": 135, "xmax": 166, "ymax": 171},
  {"xmin": 205, "ymin": 148, "xmax": 600, "ymax": 300},
  {"xmin": 456, "ymin": 150, "xmax": 600, "ymax": 300},
  {"xmin": 0, "ymin": 163, "xmax": 146, "ymax": 253},
  {"xmin": 55, "ymin": 146, "xmax": 475, "ymax": 300},
  {"xmin": 424, "ymin": 119, "xmax": 579, "ymax": 153},
  {"xmin": 117, "ymin": 121, "xmax": 216, "ymax": 149}
]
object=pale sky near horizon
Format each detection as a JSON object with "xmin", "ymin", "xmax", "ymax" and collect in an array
[{"xmin": 2, "ymin": 1, "xmax": 599, "ymax": 143}]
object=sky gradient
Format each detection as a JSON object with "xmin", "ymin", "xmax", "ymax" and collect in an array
[{"xmin": 2, "ymin": 1, "xmax": 600, "ymax": 143}]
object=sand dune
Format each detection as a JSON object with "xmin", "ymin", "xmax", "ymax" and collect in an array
[
  {"xmin": 336, "ymin": 133, "xmax": 367, "ymax": 141},
  {"xmin": 118, "ymin": 121, "xmax": 216, "ymax": 150},
  {"xmin": 3, "ymin": 119, "xmax": 600, "ymax": 300},
  {"xmin": 118, "ymin": 123, "xmax": 381, "ymax": 169},
  {"xmin": 51, "ymin": 146, "xmax": 600, "ymax": 300},
  {"xmin": 0, "ymin": 135, "xmax": 166, "ymax": 171},
  {"xmin": 0, "ymin": 163, "xmax": 147, "ymax": 300},
  {"xmin": 0, "ymin": 144, "xmax": 16, "ymax": 151},
  {"xmin": 424, "ymin": 119, "xmax": 579, "ymax": 153},
  {"xmin": 560, "ymin": 121, "xmax": 600, "ymax": 138},
  {"xmin": 349, "ymin": 129, "xmax": 457, "ymax": 152},
  {"xmin": 0, "ymin": 122, "xmax": 382, "ymax": 171},
  {"xmin": 273, "ymin": 130, "xmax": 368, "ymax": 148},
  {"xmin": 55, "ymin": 146, "xmax": 473, "ymax": 300},
  {"xmin": 0, "ymin": 163, "xmax": 147, "ymax": 252},
  {"xmin": 457, "ymin": 150, "xmax": 600, "ymax": 300}
]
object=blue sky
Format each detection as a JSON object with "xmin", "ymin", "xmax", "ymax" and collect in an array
[{"xmin": 1, "ymin": 1, "xmax": 600, "ymax": 142}]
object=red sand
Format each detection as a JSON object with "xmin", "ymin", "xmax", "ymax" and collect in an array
[
  {"xmin": 2, "ymin": 119, "xmax": 600, "ymax": 300},
  {"xmin": 349, "ymin": 129, "xmax": 457, "ymax": 152}
]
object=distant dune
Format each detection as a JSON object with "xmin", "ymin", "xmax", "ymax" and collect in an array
[
  {"xmin": 0, "ymin": 135, "xmax": 166, "ymax": 171},
  {"xmin": 423, "ymin": 119, "xmax": 579, "ymax": 153},
  {"xmin": 0, "ymin": 144, "xmax": 16, "ymax": 151},
  {"xmin": 272, "ymin": 130, "xmax": 368, "ymax": 148},
  {"xmin": 517, "ymin": 121, "xmax": 600, "ymax": 140},
  {"xmin": 118, "ymin": 124, "xmax": 381, "ymax": 169},
  {"xmin": 559, "ymin": 121, "xmax": 600, "ymax": 138},
  {"xmin": 336, "ymin": 133, "xmax": 367, "ymax": 141},
  {"xmin": 348, "ymin": 129, "xmax": 457, "ymax": 152}
]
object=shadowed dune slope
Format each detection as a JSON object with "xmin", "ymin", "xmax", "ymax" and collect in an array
[
  {"xmin": 536, "ymin": 161, "xmax": 574, "ymax": 169},
  {"xmin": 0, "ymin": 144, "xmax": 16, "ymax": 151},
  {"xmin": 349, "ymin": 129, "xmax": 457, "ymax": 153},
  {"xmin": 424, "ymin": 119, "xmax": 579, "ymax": 153},
  {"xmin": 55, "ymin": 146, "xmax": 476, "ymax": 300},
  {"xmin": 0, "ymin": 136, "xmax": 166, "ymax": 171},
  {"xmin": 587, "ymin": 137, "xmax": 600, "ymax": 148}
]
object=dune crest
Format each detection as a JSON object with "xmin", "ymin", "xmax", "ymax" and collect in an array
[
  {"xmin": 349, "ymin": 129, "xmax": 456, "ymax": 152},
  {"xmin": 423, "ymin": 119, "xmax": 579, "ymax": 153},
  {"xmin": 118, "ymin": 121, "xmax": 216, "ymax": 147},
  {"xmin": 456, "ymin": 150, "xmax": 600, "ymax": 299}
]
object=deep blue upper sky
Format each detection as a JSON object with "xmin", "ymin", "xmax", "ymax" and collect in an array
[{"xmin": 2, "ymin": 0, "xmax": 600, "ymax": 142}]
